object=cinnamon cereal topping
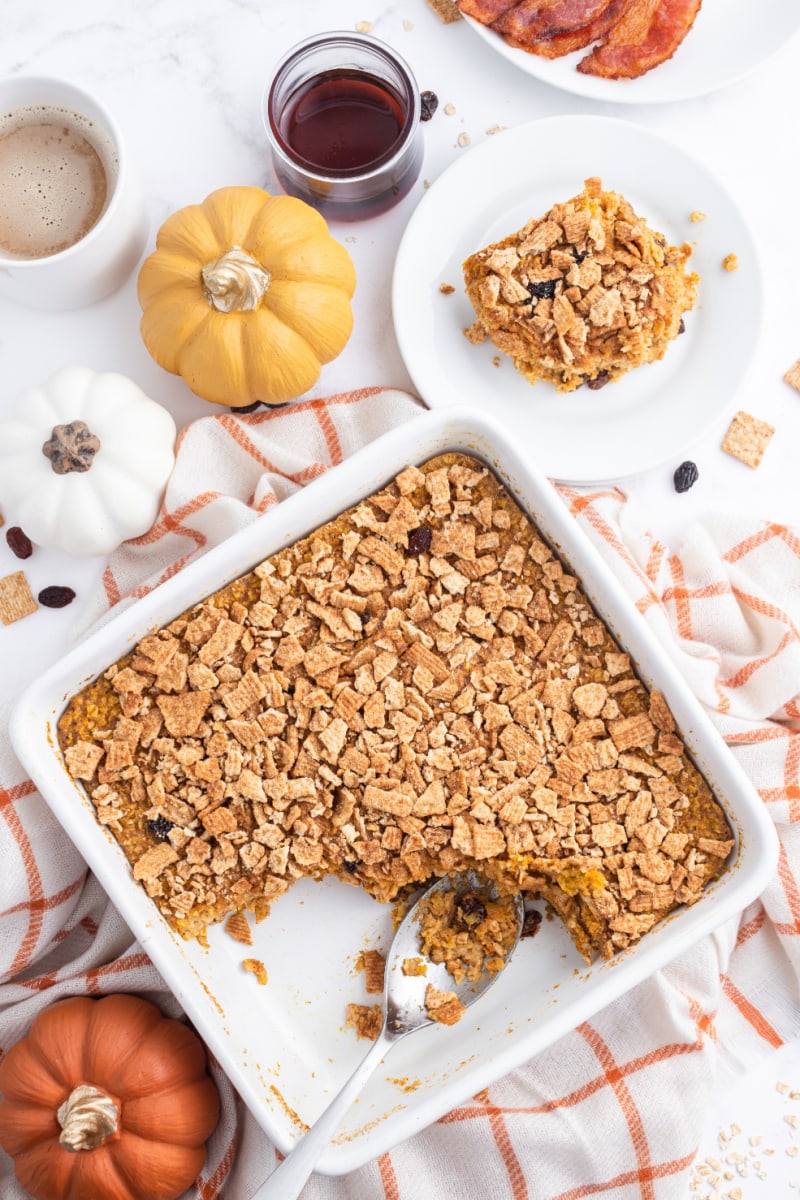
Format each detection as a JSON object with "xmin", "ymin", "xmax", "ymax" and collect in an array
[
  {"xmin": 57, "ymin": 454, "xmax": 733, "ymax": 964},
  {"xmin": 462, "ymin": 178, "xmax": 698, "ymax": 392}
]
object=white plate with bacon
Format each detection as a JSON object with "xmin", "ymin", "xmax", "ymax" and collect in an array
[{"xmin": 459, "ymin": 0, "xmax": 800, "ymax": 103}]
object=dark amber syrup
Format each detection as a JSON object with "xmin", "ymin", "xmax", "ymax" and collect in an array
[{"xmin": 283, "ymin": 69, "xmax": 407, "ymax": 172}]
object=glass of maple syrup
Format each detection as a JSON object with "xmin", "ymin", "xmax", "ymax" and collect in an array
[{"xmin": 264, "ymin": 31, "xmax": 423, "ymax": 221}]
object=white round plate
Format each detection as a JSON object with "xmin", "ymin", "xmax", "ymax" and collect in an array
[
  {"xmin": 392, "ymin": 114, "xmax": 762, "ymax": 483},
  {"xmin": 462, "ymin": 0, "xmax": 800, "ymax": 104}
]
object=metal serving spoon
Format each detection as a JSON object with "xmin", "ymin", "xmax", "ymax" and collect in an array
[{"xmin": 253, "ymin": 870, "xmax": 525, "ymax": 1199}]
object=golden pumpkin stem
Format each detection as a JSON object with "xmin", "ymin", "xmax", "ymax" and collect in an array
[
  {"xmin": 201, "ymin": 245, "xmax": 271, "ymax": 313},
  {"xmin": 57, "ymin": 1083, "xmax": 120, "ymax": 1152}
]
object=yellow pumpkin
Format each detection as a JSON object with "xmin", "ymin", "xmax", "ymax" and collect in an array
[{"xmin": 137, "ymin": 186, "xmax": 356, "ymax": 408}]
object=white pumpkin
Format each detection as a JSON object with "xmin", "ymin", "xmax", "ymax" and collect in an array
[{"xmin": 0, "ymin": 367, "xmax": 176, "ymax": 556}]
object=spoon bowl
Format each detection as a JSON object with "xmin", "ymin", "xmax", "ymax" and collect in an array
[{"xmin": 254, "ymin": 870, "xmax": 524, "ymax": 1198}]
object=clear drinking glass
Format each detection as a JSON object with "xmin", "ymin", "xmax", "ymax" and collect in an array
[{"xmin": 264, "ymin": 31, "xmax": 424, "ymax": 221}]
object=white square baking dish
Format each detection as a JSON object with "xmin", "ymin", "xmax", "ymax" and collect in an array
[{"xmin": 10, "ymin": 406, "xmax": 779, "ymax": 1175}]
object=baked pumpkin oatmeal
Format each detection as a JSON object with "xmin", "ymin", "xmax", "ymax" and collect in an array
[
  {"xmin": 463, "ymin": 176, "xmax": 698, "ymax": 392},
  {"xmin": 58, "ymin": 453, "xmax": 732, "ymax": 962}
]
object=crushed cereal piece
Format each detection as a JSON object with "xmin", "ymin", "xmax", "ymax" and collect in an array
[
  {"xmin": 64, "ymin": 740, "xmax": 104, "ymax": 780},
  {"xmin": 457, "ymin": 132, "xmax": 471, "ymax": 147},
  {"xmin": 722, "ymin": 253, "xmax": 739, "ymax": 271},
  {"xmin": 690, "ymin": 211, "xmax": 707, "ymax": 222},
  {"xmin": 783, "ymin": 360, "xmax": 800, "ymax": 392},
  {"xmin": 133, "ymin": 843, "xmax": 179, "ymax": 882},
  {"xmin": 354, "ymin": 20, "xmax": 372, "ymax": 33},
  {"xmin": 444, "ymin": 102, "xmax": 456, "ymax": 115},
  {"xmin": 0, "ymin": 570, "xmax": 38, "ymax": 625},
  {"xmin": 425, "ymin": 982, "xmax": 465, "ymax": 1025},
  {"xmin": 425, "ymin": 0, "xmax": 462, "ymax": 21},
  {"xmin": 346, "ymin": 1002, "xmax": 383, "ymax": 1040},
  {"xmin": 242, "ymin": 958, "xmax": 268, "ymax": 985},
  {"xmin": 439, "ymin": 282, "xmax": 456, "ymax": 294},
  {"xmin": 225, "ymin": 911, "xmax": 253, "ymax": 945},
  {"xmin": 721, "ymin": 411, "xmax": 775, "ymax": 469},
  {"xmin": 402, "ymin": 957, "xmax": 427, "ymax": 976},
  {"xmin": 361, "ymin": 948, "xmax": 386, "ymax": 994}
]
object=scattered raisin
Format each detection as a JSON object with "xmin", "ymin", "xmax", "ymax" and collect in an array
[
  {"xmin": 521, "ymin": 909, "xmax": 543, "ymax": 939},
  {"xmin": 678, "ymin": 318, "xmax": 686, "ymax": 334},
  {"xmin": 457, "ymin": 895, "xmax": 487, "ymax": 926},
  {"xmin": 673, "ymin": 460, "xmax": 699, "ymax": 493},
  {"xmin": 146, "ymin": 816, "xmax": 174, "ymax": 841},
  {"xmin": 420, "ymin": 90, "xmax": 439, "ymax": 121},
  {"xmin": 343, "ymin": 859, "xmax": 358, "ymax": 874},
  {"xmin": 38, "ymin": 586, "xmax": 76, "ymax": 608},
  {"xmin": 528, "ymin": 279, "xmax": 557, "ymax": 303},
  {"xmin": 406, "ymin": 526, "xmax": 432, "ymax": 556},
  {"xmin": 6, "ymin": 527, "xmax": 33, "ymax": 559},
  {"xmin": 586, "ymin": 371, "xmax": 611, "ymax": 391}
]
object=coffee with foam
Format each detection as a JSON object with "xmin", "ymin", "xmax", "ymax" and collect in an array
[{"xmin": 0, "ymin": 104, "xmax": 118, "ymax": 260}]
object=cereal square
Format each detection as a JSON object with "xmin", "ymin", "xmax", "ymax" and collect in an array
[
  {"xmin": 783, "ymin": 359, "xmax": 800, "ymax": 393},
  {"xmin": 425, "ymin": 0, "xmax": 462, "ymax": 22},
  {"xmin": 721, "ymin": 410, "xmax": 775, "ymax": 469},
  {"xmin": 0, "ymin": 571, "xmax": 37, "ymax": 625}
]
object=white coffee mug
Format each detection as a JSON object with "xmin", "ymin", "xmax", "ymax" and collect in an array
[{"xmin": 0, "ymin": 76, "xmax": 148, "ymax": 310}]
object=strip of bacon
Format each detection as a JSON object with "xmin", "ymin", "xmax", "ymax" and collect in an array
[
  {"xmin": 508, "ymin": 0, "xmax": 637, "ymax": 58},
  {"xmin": 577, "ymin": 0, "xmax": 702, "ymax": 78},
  {"xmin": 494, "ymin": 0, "xmax": 613, "ymax": 42},
  {"xmin": 457, "ymin": 0, "xmax": 522, "ymax": 23}
]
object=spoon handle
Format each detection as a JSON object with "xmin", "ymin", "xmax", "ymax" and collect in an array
[{"xmin": 251, "ymin": 1026, "xmax": 396, "ymax": 1199}]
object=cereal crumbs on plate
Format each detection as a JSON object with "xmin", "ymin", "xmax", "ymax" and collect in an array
[
  {"xmin": 690, "ymin": 211, "xmax": 707, "ymax": 222},
  {"xmin": 439, "ymin": 282, "xmax": 455, "ymax": 294},
  {"xmin": 402, "ymin": 956, "xmax": 427, "ymax": 976},
  {"xmin": 347, "ymin": 1003, "xmax": 383, "ymax": 1040},
  {"xmin": 0, "ymin": 570, "xmax": 38, "ymax": 626},
  {"xmin": 722, "ymin": 253, "xmax": 740, "ymax": 271},
  {"xmin": 242, "ymin": 957, "xmax": 268, "ymax": 985},
  {"xmin": 783, "ymin": 359, "xmax": 800, "ymax": 392},
  {"xmin": 225, "ymin": 911, "xmax": 253, "ymax": 945},
  {"xmin": 721, "ymin": 411, "xmax": 775, "ymax": 469},
  {"xmin": 425, "ymin": 0, "xmax": 462, "ymax": 22},
  {"xmin": 361, "ymin": 948, "xmax": 386, "ymax": 994},
  {"xmin": 425, "ymin": 982, "xmax": 465, "ymax": 1026}
]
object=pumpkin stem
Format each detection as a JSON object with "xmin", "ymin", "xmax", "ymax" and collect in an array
[
  {"xmin": 57, "ymin": 1083, "xmax": 120, "ymax": 1152},
  {"xmin": 201, "ymin": 246, "xmax": 271, "ymax": 313},
  {"xmin": 42, "ymin": 421, "xmax": 101, "ymax": 475}
]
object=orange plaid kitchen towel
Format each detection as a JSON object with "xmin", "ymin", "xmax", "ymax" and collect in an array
[{"xmin": 1, "ymin": 387, "xmax": 798, "ymax": 1200}]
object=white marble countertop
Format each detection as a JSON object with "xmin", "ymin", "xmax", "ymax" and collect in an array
[{"xmin": 2, "ymin": 1, "xmax": 800, "ymax": 1195}]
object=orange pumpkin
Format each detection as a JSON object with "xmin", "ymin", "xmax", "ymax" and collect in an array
[{"xmin": 0, "ymin": 994, "xmax": 220, "ymax": 1200}]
